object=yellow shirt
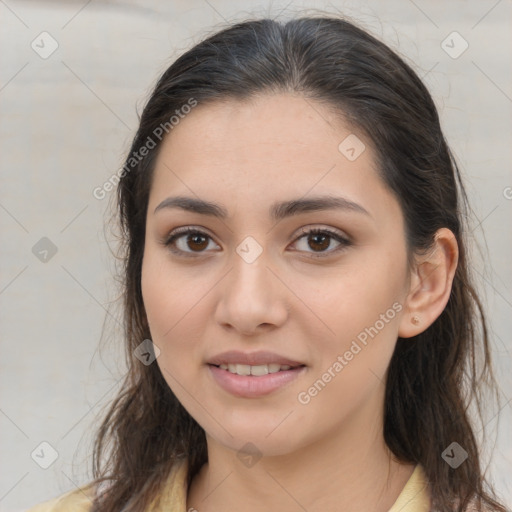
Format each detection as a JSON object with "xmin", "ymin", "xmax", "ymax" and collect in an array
[{"xmin": 26, "ymin": 460, "xmax": 431, "ymax": 511}]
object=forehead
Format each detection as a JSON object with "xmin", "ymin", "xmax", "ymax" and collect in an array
[
  {"xmin": 149, "ymin": 93, "xmax": 399, "ymax": 224},
  {"xmin": 160, "ymin": 93, "xmax": 355, "ymax": 166}
]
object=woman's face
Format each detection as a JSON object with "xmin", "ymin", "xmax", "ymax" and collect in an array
[{"xmin": 141, "ymin": 93, "xmax": 411, "ymax": 457}]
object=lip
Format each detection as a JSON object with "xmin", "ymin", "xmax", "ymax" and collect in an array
[
  {"xmin": 208, "ymin": 364, "xmax": 307, "ymax": 398},
  {"xmin": 207, "ymin": 350, "xmax": 305, "ymax": 367}
]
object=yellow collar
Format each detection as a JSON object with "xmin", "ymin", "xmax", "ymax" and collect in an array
[
  {"xmin": 28, "ymin": 459, "xmax": 430, "ymax": 511},
  {"xmin": 153, "ymin": 459, "xmax": 430, "ymax": 512}
]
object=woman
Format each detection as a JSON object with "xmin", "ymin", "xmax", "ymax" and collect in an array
[{"xmin": 28, "ymin": 14, "xmax": 508, "ymax": 512}]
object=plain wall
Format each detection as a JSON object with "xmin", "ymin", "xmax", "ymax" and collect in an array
[{"xmin": 1, "ymin": 1, "xmax": 511, "ymax": 510}]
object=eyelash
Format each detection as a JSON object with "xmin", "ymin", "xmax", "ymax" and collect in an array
[{"xmin": 162, "ymin": 226, "xmax": 352, "ymax": 259}]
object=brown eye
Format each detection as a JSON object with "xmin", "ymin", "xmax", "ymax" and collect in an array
[
  {"xmin": 164, "ymin": 228, "xmax": 219, "ymax": 256},
  {"xmin": 292, "ymin": 228, "xmax": 351, "ymax": 257},
  {"xmin": 185, "ymin": 233, "xmax": 209, "ymax": 251},
  {"xmin": 308, "ymin": 232, "xmax": 330, "ymax": 251}
]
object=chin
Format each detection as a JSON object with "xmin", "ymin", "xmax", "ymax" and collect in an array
[{"xmin": 206, "ymin": 424, "xmax": 302, "ymax": 458}]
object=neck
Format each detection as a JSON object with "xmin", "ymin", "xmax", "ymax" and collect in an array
[{"xmin": 187, "ymin": 392, "xmax": 416, "ymax": 512}]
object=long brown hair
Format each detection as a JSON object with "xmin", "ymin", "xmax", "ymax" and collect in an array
[{"xmin": 88, "ymin": 14, "xmax": 508, "ymax": 512}]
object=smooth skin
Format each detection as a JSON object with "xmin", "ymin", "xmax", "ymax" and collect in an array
[{"xmin": 141, "ymin": 93, "xmax": 458, "ymax": 512}]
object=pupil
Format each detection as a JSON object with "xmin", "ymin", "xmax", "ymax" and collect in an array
[
  {"xmin": 310, "ymin": 233, "xmax": 329, "ymax": 251},
  {"xmin": 189, "ymin": 234, "xmax": 208, "ymax": 250}
]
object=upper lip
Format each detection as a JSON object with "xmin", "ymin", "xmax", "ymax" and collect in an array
[{"xmin": 207, "ymin": 350, "xmax": 305, "ymax": 367}]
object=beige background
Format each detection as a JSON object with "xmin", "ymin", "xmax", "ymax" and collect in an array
[{"xmin": 1, "ymin": 0, "xmax": 511, "ymax": 510}]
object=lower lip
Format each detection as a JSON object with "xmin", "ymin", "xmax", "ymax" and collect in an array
[{"xmin": 208, "ymin": 364, "xmax": 306, "ymax": 398}]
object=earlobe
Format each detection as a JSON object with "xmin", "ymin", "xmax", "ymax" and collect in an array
[{"xmin": 398, "ymin": 228, "xmax": 459, "ymax": 339}]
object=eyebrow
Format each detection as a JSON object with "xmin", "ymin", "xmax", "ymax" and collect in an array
[{"xmin": 154, "ymin": 195, "xmax": 371, "ymax": 221}]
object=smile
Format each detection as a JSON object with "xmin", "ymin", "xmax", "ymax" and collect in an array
[
  {"xmin": 208, "ymin": 363, "xmax": 307, "ymax": 398},
  {"xmin": 212, "ymin": 363, "xmax": 303, "ymax": 376}
]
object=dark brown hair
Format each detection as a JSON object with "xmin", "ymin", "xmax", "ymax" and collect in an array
[{"xmin": 88, "ymin": 14, "xmax": 508, "ymax": 512}]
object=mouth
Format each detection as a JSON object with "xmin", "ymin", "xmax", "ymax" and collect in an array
[
  {"xmin": 207, "ymin": 363, "xmax": 307, "ymax": 398},
  {"xmin": 208, "ymin": 362, "xmax": 306, "ymax": 376}
]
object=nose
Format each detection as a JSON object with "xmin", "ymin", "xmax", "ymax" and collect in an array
[{"xmin": 213, "ymin": 248, "xmax": 289, "ymax": 336}]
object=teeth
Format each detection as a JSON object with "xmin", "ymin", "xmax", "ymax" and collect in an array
[
  {"xmin": 217, "ymin": 363, "xmax": 296, "ymax": 376},
  {"xmin": 250, "ymin": 364, "xmax": 268, "ymax": 376}
]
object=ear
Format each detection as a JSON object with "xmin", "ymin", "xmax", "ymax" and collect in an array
[{"xmin": 398, "ymin": 228, "xmax": 459, "ymax": 338}]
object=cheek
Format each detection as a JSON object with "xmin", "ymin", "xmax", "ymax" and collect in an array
[
  {"xmin": 142, "ymin": 249, "xmax": 200, "ymax": 336},
  {"xmin": 290, "ymin": 250, "xmax": 406, "ymax": 387},
  {"xmin": 295, "ymin": 257, "xmax": 405, "ymax": 338},
  {"xmin": 290, "ymin": 275, "xmax": 402, "ymax": 435},
  {"xmin": 141, "ymin": 253, "xmax": 180, "ymax": 352},
  {"xmin": 140, "ymin": 250, "xmax": 215, "ymax": 382}
]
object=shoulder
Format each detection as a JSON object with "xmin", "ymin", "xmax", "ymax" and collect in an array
[
  {"xmin": 27, "ymin": 459, "xmax": 189, "ymax": 512},
  {"xmin": 26, "ymin": 484, "xmax": 96, "ymax": 512}
]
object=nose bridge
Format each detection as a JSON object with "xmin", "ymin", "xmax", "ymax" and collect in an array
[
  {"xmin": 228, "ymin": 238, "xmax": 273, "ymax": 306},
  {"xmin": 215, "ymin": 237, "xmax": 287, "ymax": 333}
]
